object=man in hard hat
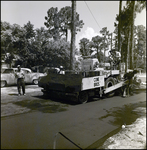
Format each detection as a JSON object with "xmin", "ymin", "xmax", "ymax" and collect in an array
[
  {"xmin": 109, "ymin": 50, "xmax": 121, "ymax": 70},
  {"xmin": 59, "ymin": 66, "xmax": 65, "ymax": 74},
  {"xmin": 15, "ymin": 65, "xmax": 26, "ymax": 96}
]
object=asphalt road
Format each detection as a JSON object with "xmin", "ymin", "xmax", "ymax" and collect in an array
[{"xmin": 1, "ymin": 85, "xmax": 146, "ymax": 149}]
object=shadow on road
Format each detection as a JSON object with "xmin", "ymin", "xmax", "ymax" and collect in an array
[
  {"xmin": 9, "ymin": 93, "xmax": 18, "ymax": 96},
  {"xmin": 13, "ymin": 98, "xmax": 69, "ymax": 114},
  {"xmin": 32, "ymin": 95, "xmax": 79, "ymax": 105}
]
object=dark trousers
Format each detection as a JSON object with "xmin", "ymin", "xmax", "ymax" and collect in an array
[
  {"xmin": 123, "ymin": 79, "xmax": 133, "ymax": 96},
  {"xmin": 17, "ymin": 78, "xmax": 25, "ymax": 94}
]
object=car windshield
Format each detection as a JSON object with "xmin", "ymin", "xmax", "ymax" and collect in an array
[
  {"xmin": 3, "ymin": 69, "xmax": 14, "ymax": 73},
  {"xmin": 22, "ymin": 69, "xmax": 31, "ymax": 74}
]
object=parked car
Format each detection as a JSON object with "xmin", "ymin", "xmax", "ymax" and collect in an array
[
  {"xmin": 1, "ymin": 68, "xmax": 6, "ymax": 73},
  {"xmin": 1, "ymin": 68, "xmax": 45, "ymax": 87}
]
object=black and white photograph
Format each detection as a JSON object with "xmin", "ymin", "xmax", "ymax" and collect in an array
[{"xmin": 1, "ymin": 1, "xmax": 146, "ymax": 149}]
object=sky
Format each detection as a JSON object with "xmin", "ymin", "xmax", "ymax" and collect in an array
[{"xmin": 1, "ymin": 1, "xmax": 146, "ymax": 51}]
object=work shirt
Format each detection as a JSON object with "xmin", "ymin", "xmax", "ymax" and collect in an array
[
  {"xmin": 59, "ymin": 70, "xmax": 65, "ymax": 74},
  {"xmin": 15, "ymin": 69, "xmax": 25, "ymax": 79}
]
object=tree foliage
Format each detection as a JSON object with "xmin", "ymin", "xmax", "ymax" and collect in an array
[
  {"xmin": 1, "ymin": 2, "xmax": 146, "ymax": 71},
  {"xmin": 114, "ymin": 0, "xmax": 146, "ymax": 70},
  {"xmin": 134, "ymin": 25, "xmax": 146, "ymax": 69},
  {"xmin": 79, "ymin": 38, "xmax": 91, "ymax": 56},
  {"xmin": 1, "ymin": 20, "xmax": 71, "ymax": 70},
  {"xmin": 44, "ymin": 6, "xmax": 84, "ymax": 41}
]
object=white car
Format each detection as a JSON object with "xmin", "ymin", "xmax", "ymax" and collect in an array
[{"xmin": 1, "ymin": 68, "xmax": 45, "ymax": 87}]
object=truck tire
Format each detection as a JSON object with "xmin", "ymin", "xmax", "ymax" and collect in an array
[
  {"xmin": 105, "ymin": 77, "xmax": 116, "ymax": 97},
  {"xmin": 1, "ymin": 81, "xmax": 7, "ymax": 87},
  {"xmin": 78, "ymin": 91, "xmax": 88, "ymax": 104}
]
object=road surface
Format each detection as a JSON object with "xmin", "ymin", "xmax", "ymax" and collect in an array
[{"xmin": 1, "ymin": 85, "xmax": 146, "ymax": 149}]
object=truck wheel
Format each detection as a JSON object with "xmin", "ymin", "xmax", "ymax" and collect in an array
[
  {"xmin": 1, "ymin": 81, "xmax": 7, "ymax": 87},
  {"xmin": 33, "ymin": 79, "xmax": 38, "ymax": 85},
  {"xmin": 78, "ymin": 91, "xmax": 88, "ymax": 104},
  {"xmin": 105, "ymin": 77, "xmax": 116, "ymax": 97}
]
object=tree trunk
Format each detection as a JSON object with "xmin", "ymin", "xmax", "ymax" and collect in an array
[
  {"xmin": 144, "ymin": 42, "xmax": 146, "ymax": 70},
  {"xmin": 66, "ymin": 29, "xmax": 68, "ymax": 42},
  {"xmin": 54, "ymin": 11, "xmax": 60, "ymax": 41},
  {"xmin": 111, "ymin": 33, "xmax": 112, "ymax": 50},
  {"xmin": 97, "ymin": 46, "xmax": 100, "ymax": 63},
  {"xmin": 130, "ymin": 1, "xmax": 135, "ymax": 69},
  {"xmin": 125, "ymin": 27, "xmax": 131, "ymax": 73},
  {"xmin": 70, "ymin": 1, "xmax": 76, "ymax": 70}
]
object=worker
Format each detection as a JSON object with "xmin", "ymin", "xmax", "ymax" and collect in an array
[
  {"xmin": 15, "ymin": 65, "xmax": 26, "ymax": 96},
  {"xmin": 122, "ymin": 70, "xmax": 138, "ymax": 97},
  {"xmin": 93, "ymin": 61, "xmax": 99, "ymax": 70},
  {"xmin": 59, "ymin": 66, "xmax": 65, "ymax": 74},
  {"xmin": 109, "ymin": 50, "xmax": 121, "ymax": 70}
]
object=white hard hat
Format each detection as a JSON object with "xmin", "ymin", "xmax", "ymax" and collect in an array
[
  {"xmin": 17, "ymin": 65, "xmax": 21, "ymax": 68},
  {"xmin": 60, "ymin": 66, "xmax": 63, "ymax": 69},
  {"xmin": 116, "ymin": 51, "xmax": 121, "ymax": 57}
]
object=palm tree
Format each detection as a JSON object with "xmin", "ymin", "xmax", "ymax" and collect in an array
[{"xmin": 126, "ymin": 1, "xmax": 146, "ymax": 69}]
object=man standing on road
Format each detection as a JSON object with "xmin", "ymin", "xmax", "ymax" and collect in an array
[
  {"xmin": 15, "ymin": 65, "xmax": 26, "ymax": 96},
  {"xmin": 59, "ymin": 66, "xmax": 65, "ymax": 74}
]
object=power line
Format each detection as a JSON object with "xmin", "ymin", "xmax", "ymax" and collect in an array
[{"xmin": 84, "ymin": 1, "xmax": 101, "ymax": 29}]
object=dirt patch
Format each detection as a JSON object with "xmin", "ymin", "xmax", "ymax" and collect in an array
[
  {"xmin": 14, "ymin": 99, "xmax": 68, "ymax": 113},
  {"xmin": 1, "ymin": 103, "xmax": 31, "ymax": 117}
]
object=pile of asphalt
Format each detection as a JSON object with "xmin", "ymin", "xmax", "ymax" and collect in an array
[{"xmin": 40, "ymin": 73, "xmax": 83, "ymax": 87}]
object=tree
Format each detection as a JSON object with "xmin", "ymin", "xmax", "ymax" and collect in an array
[
  {"xmin": 100, "ymin": 27, "xmax": 111, "ymax": 63},
  {"xmin": 90, "ymin": 35, "xmax": 103, "ymax": 62},
  {"xmin": 24, "ymin": 21, "xmax": 35, "ymax": 39},
  {"xmin": 45, "ymin": 39, "xmax": 71, "ymax": 69},
  {"xmin": 1, "ymin": 21, "xmax": 15, "ymax": 67},
  {"xmin": 1, "ymin": 21, "xmax": 72, "ymax": 69},
  {"xmin": 79, "ymin": 38, "xmax": 91, "ymax": 57},
  {"xmin": 44, "ymin": 6, "xmax": 84, "ymax": 41},
  {"xmin": 30, "ymin": 27, "xmax": 51, "ymax": 66},
  {"xmin": 127, "ymin": 1, "xmax": 146, "ymax": 69},
  {"xmin": 115, "ymin": 1, "xmax": 146, "ymax": 70},
  {"xmin": 134, "ymin": 25, "xmax": 146, "ymax": 69},
  {"xmin": 114, "ymin": 0, "xmax": 146, "ymax": 71},
  {"xmin": 44, "ymin": 7, "xmax": 60, "ymax": 41},
  {"xmin": 125, "ymin": 1, "xmax": 135, "ymax": 69}
]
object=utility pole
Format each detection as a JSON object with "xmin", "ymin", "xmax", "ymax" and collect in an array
[
  {"xmin": 130, "ymin": 1, "xmax": 135, "ymax": 69},
  {"xmin": 118, "ymin": 0, "xmax": 122, "ymax": 53},
  {"xmin": 118, "ymin": 0, "xmax": 122, "ymax": 72},
  {"xmin": 111, "ymin": 33, "xmax": 112, "ymax": 50},
  {"xmin": 70, "ymin": 0, "xmax": 76, "ymax": 70},
  {"xmin": 103, "ymin": 34, "xmax": 106, "ymax": 64}
]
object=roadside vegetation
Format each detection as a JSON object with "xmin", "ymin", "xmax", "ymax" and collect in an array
[{"xmin": 1, "ymin": 1, "xmax": 146, "ymax": 72}]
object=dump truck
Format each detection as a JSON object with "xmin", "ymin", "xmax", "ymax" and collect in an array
[{"xmin": 38, "ymin": 55, "xmax": 127, "ymax": 104}]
